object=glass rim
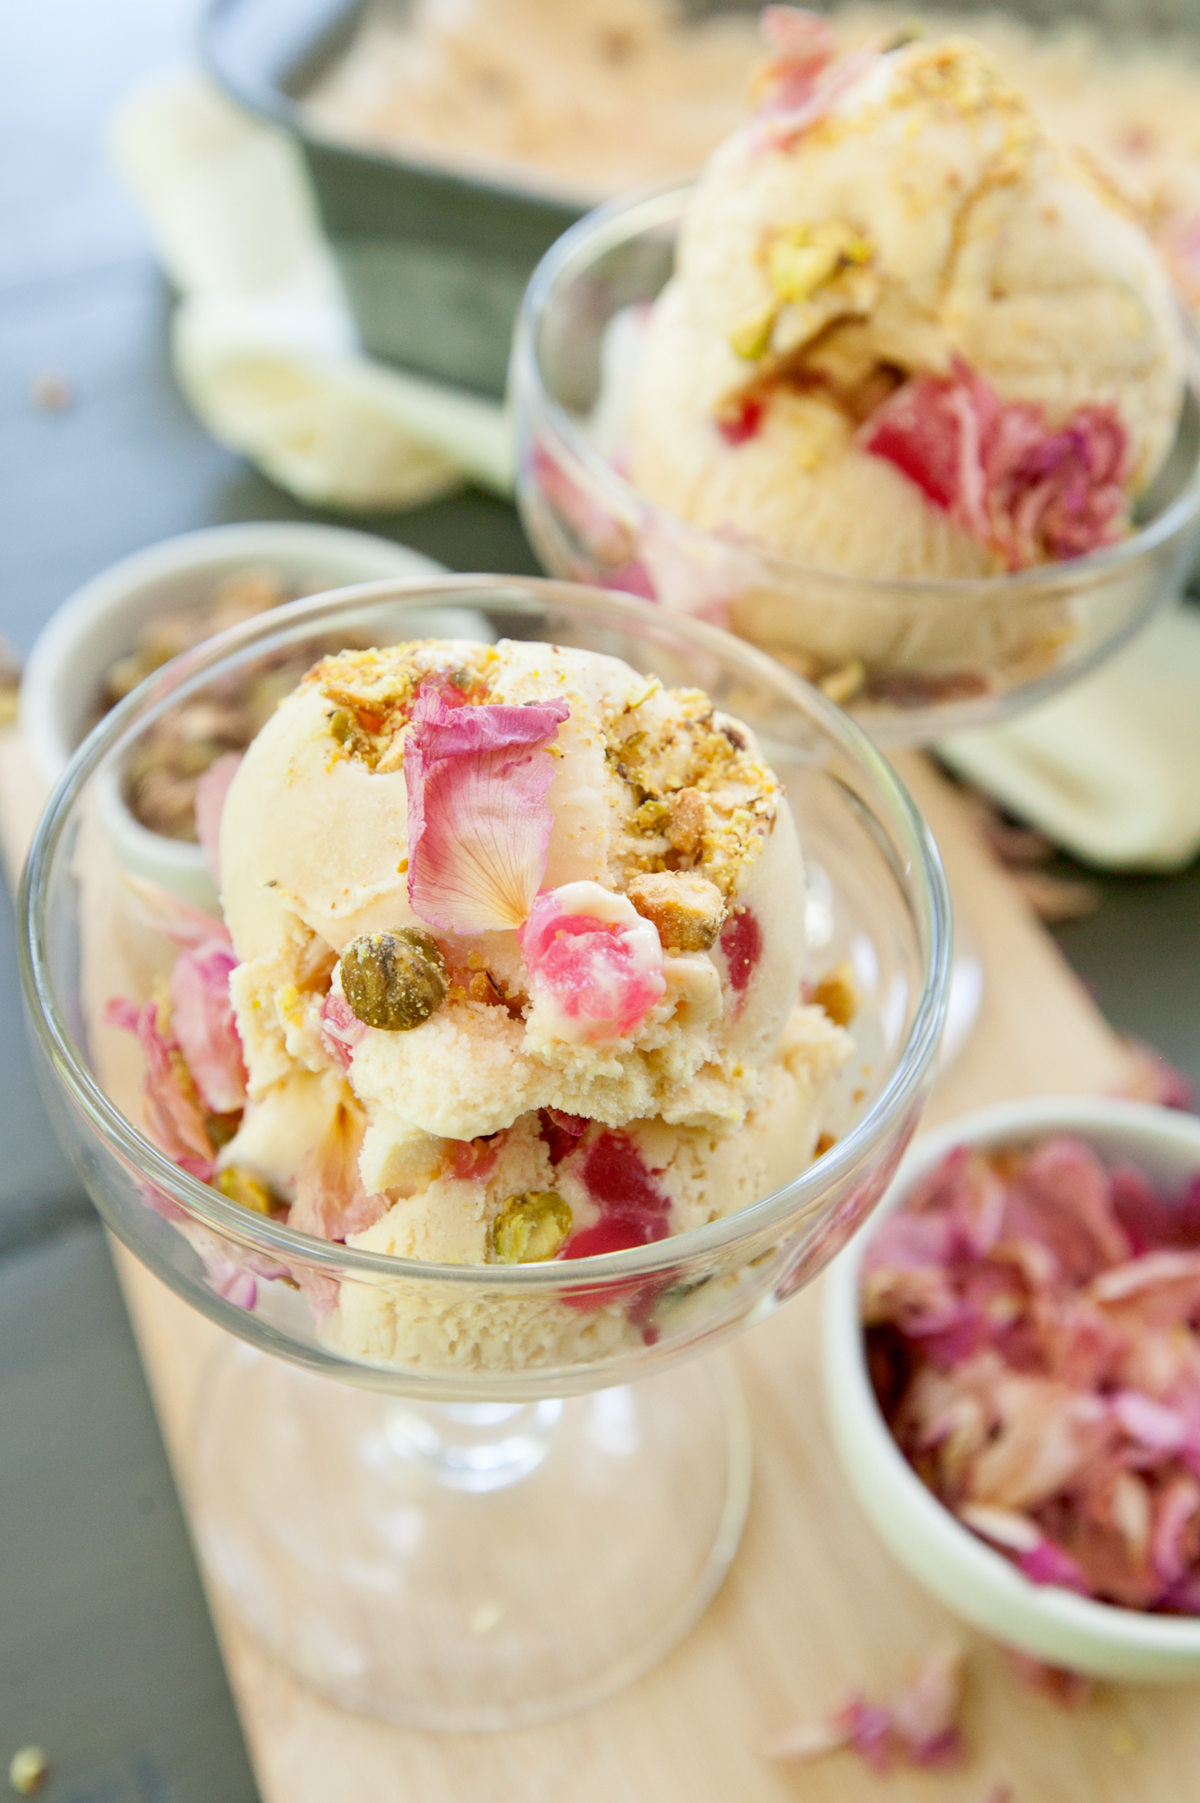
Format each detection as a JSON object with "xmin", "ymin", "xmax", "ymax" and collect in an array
[
  {"xmin": 513, "ymin": 180, "xmax": 1200, "ymax": 603},
  {"xmin": 19, "ymin": 573, "xmax": 952, "ymax": 1289}
]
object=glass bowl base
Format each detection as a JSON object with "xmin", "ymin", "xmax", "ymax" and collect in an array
[{"xmin": 191, "ymin": 1344, "xmax": 752, "ymax": 1730}]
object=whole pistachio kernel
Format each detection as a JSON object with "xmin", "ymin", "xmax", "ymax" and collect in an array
[
  {"xmin": 341, "ymin": 929, "xmax": 448, "ymax": 1031},
  {"xmin": 329, "ymin": 707, "xmax": 354, "ymax": 743},
  {"xmin": 491, "ymin": 1192, "xmax": 572, "ymax": 1264}
]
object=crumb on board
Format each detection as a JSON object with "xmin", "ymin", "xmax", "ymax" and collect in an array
[
  {"xmin": 8, "ymin": 1747, "xmax": 50, "ymax": 1795},
  {"xmin": 29, "ymin": 370, "xmax": 74, "ymax": 412}
]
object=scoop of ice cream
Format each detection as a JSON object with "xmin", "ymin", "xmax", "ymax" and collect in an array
[
  {"xmin": 220, "ymin": 637, "xmax": 814, "ymax": 1196},
  {"xmin": 325, "ymin": 998, "xmax": 849, "ymax": 1370},
  {"xmin": 629, "ymin": 25, "xmax": 1186, "ymax": 576}
]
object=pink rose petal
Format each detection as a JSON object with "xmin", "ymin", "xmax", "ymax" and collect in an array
[
  {"xmin": 862, "ymin": 360, "xmax": 1130, "ymax": 569},
  {"xmin": 193, "ymin": 751, "xmax": 242, "ymax": 886},
  {"xmin": 107, "ymin": 995, "xmax": 215, "ymax": 1174},
  {"xmin": 406, "ymin": 687, "xmax": 569, "ymax": 935},
  {"xmin": 319, "ymin": 990, "xmax": 367, "ymax": 1071},
  {"xmin": 167, "ymin": 939, "xmax": 247, "ymax": 1115},
  {"xmin": 122, "ymin": 874, "xmax": 232, "ymax": 951},
  {"xmin": 866, "ymin": 1134, "xmax": 1200, "ymax": 1615},
  {"xmin": 288, "ymin": 1102, "xmax": 388, "ymax": 1243}
]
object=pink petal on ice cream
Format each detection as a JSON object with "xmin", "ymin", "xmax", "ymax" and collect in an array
[
  {"xmin": 205, "ymin": 1251, "xmax": 257, "ymax": 1311},
  {"xmin": 122, "ymin": 874, "xmax": 232, "ymax": 951},
  {"xmin": 861, "ymin": 361, "xmax": 1130, "ymax": 569},
  {"xmin": 289, "ymin": 1102, "xmax": 388, "ymax": 1243},
  {"xmin": 193, "ymin": 751, "xmax": 242, "ymax": 886},
  {"xmin": 319, "ymin": 991, "xmax": 367, "ymax": 1071},
  {"xmin": 406, "ymin": 687, "xmax": 570, "ymax": 935},
  {"xmin": 167, "ymin": 939, "xmax": 247, "ymax": 1115},
  {"xmin": 108, "ymin": 995, "xmax": 215, "ymax": 1173},
  {"xmin": 521, "ymin": 882, "xmax": 666, "ymax": 1043}
]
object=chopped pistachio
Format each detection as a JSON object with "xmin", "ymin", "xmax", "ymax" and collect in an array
[
  {"xmin": 216, "ymin": 1166, "xmax": 279, "ymax": 1215},
  {"xmin": 768, "ymin": 219, "xmax": 873, "ymax": 307},
  {"xmin": 819, "ymin": 657, "xmax": 866, "ymax": 706},
  {"xmin": 341, "ymin": 929, "xmax": 448, "ymax": 1031},
  {"xmin": 729, "ymin": 298, "xmax": 779, "ymax": 361},
  {"xmin": 491, "ymin": 1191, "xmax": 573, "ymax": 1263},
  {"xmin": 329, "ymin": 707, "xmax": 354, "ymax": 743}
]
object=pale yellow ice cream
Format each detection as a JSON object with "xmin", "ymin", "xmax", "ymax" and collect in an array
[
  {"xmin": 628, "ymin": 32, "xmax": 1186, "ymax": 579},
  {"xmin": 216, "ymin": 636, "xmax": 849, "ymax": 1334}
]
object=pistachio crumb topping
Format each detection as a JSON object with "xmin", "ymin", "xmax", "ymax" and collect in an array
[
  {"xmin": 812, "ymin": 960, "xmax": 857, "ymax": 1028},
  {"xmin": 491, "ymin": 1192, "xmax": 573, "ymax": 1263},
  {"xmin": 341, "ymin": 929, "xmax": 448, "ymax": 1031},
  {"xmin": 606, "ymin": 688, "xmax": 777, "ymax": 899},
  {"xmin": 313, "ymin": 642, "xmax": 496, "ymax": 769}
]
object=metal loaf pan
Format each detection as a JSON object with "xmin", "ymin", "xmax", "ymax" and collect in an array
[
  {"xmin": 202, "ymin": 0, "xmax": 1200, "ymax": 401},
  {"xmin": 202, "ymin": 0, "xmax": 586, "ymax": 397}
]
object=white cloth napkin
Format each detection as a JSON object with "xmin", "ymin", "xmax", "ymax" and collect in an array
[
  {"xmin": 109, "ymin": 72, "xmax": 513, "ymax": 512},
  {"xmin": 939, "ymin": 600, "xmax": 1200, "ymax": 871}
]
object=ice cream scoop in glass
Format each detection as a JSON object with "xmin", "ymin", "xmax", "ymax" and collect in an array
[
  {"xmin": 513, "ymin": 23, "xmax": 1200, "ymax": 742},
  {"xmin": 511, "ymin": 26, "xmax": 1200, "ymax": 1061},
  {"xmin": 20, "ymin": 577, "xmax": 949, "ymax": 1729}
]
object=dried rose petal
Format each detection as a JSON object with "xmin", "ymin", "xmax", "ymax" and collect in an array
[
  {"xmin": 288, "ymin": 1102, "xmax": 388, "ymax": 1243},
  {"xmin": 764, "ymin": 1642, "xmax": 967, "ymax": 1773},
  {"xmin": 865, "ymin": 1133, "xmax": 1200, "ymax": 1616},
  {"xmin": 406, "ymin": 687, "xmax": 569, "ymax": 935},
  {"xmin": 887, "ymin": 1639, "xmax": 966, "ymax": 1767},
  {"xmin": 167, "ymin": 940, "xmax": 247, "ymax": 1115},
  {"xmin": 105, "ymin": 996, "xmax": 215, "ymax": 1177},
  {"xmin": 319, "ymin": 990, "xmax": 367, "ymax": 1071},
  {"xmin": 193, "ymin": 751, "xmax": 242, "ymax": 885}
]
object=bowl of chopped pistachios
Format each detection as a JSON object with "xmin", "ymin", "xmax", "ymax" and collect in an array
[{"xmin": 21, "ymin": 522, "xmax": 446, "ymax": 904}]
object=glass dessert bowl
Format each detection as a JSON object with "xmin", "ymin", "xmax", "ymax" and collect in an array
[
  {"xmin": 20, "ymin": 576, "xmax": 950, "ymax": 1729},
  {"xmin": 511, "ymin": 184, "xmax": 1200, "ymax": 747}
]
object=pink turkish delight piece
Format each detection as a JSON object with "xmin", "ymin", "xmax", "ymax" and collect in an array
[
  {"xmin": 406, "ymin": 687, "xmax": 569, "ymax": 935},
  {"xmin": 521, "ymin": 882, "xmax": 665, "ymax": 1043}
]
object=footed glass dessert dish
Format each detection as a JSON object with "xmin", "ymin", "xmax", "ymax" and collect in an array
[{"xmin": 20, "ymin": 577, "xmax": 950, "ymax": 1729}]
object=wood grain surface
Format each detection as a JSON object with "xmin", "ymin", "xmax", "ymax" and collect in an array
[{"xmin": 30, "ymin": 744, "xmax": 1183, "ymax": 1803}]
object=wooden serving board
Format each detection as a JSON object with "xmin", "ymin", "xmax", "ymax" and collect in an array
[{"xmin": 6, "ymin": 729, "xmax": 1195, "ymax": 1803}]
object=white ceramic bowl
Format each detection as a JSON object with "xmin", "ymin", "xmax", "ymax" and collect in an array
[
  {"xmin": 20, "ymin": 522, "xmax": 449, "ymax": 908},
  {"xmin": 823, "ymin": 1094, "xmax": 1200, "ymax": 1683}
]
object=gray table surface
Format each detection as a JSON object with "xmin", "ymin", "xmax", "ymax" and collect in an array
[{"xmin": 2, "ymin": 3, "xmax": 1198, "ymax": 1799}]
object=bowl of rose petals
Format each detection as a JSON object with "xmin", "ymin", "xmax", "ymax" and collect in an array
[{"xmin": 824, "ymin": 1094, "xmax": 1200, "ymax": 1682}]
